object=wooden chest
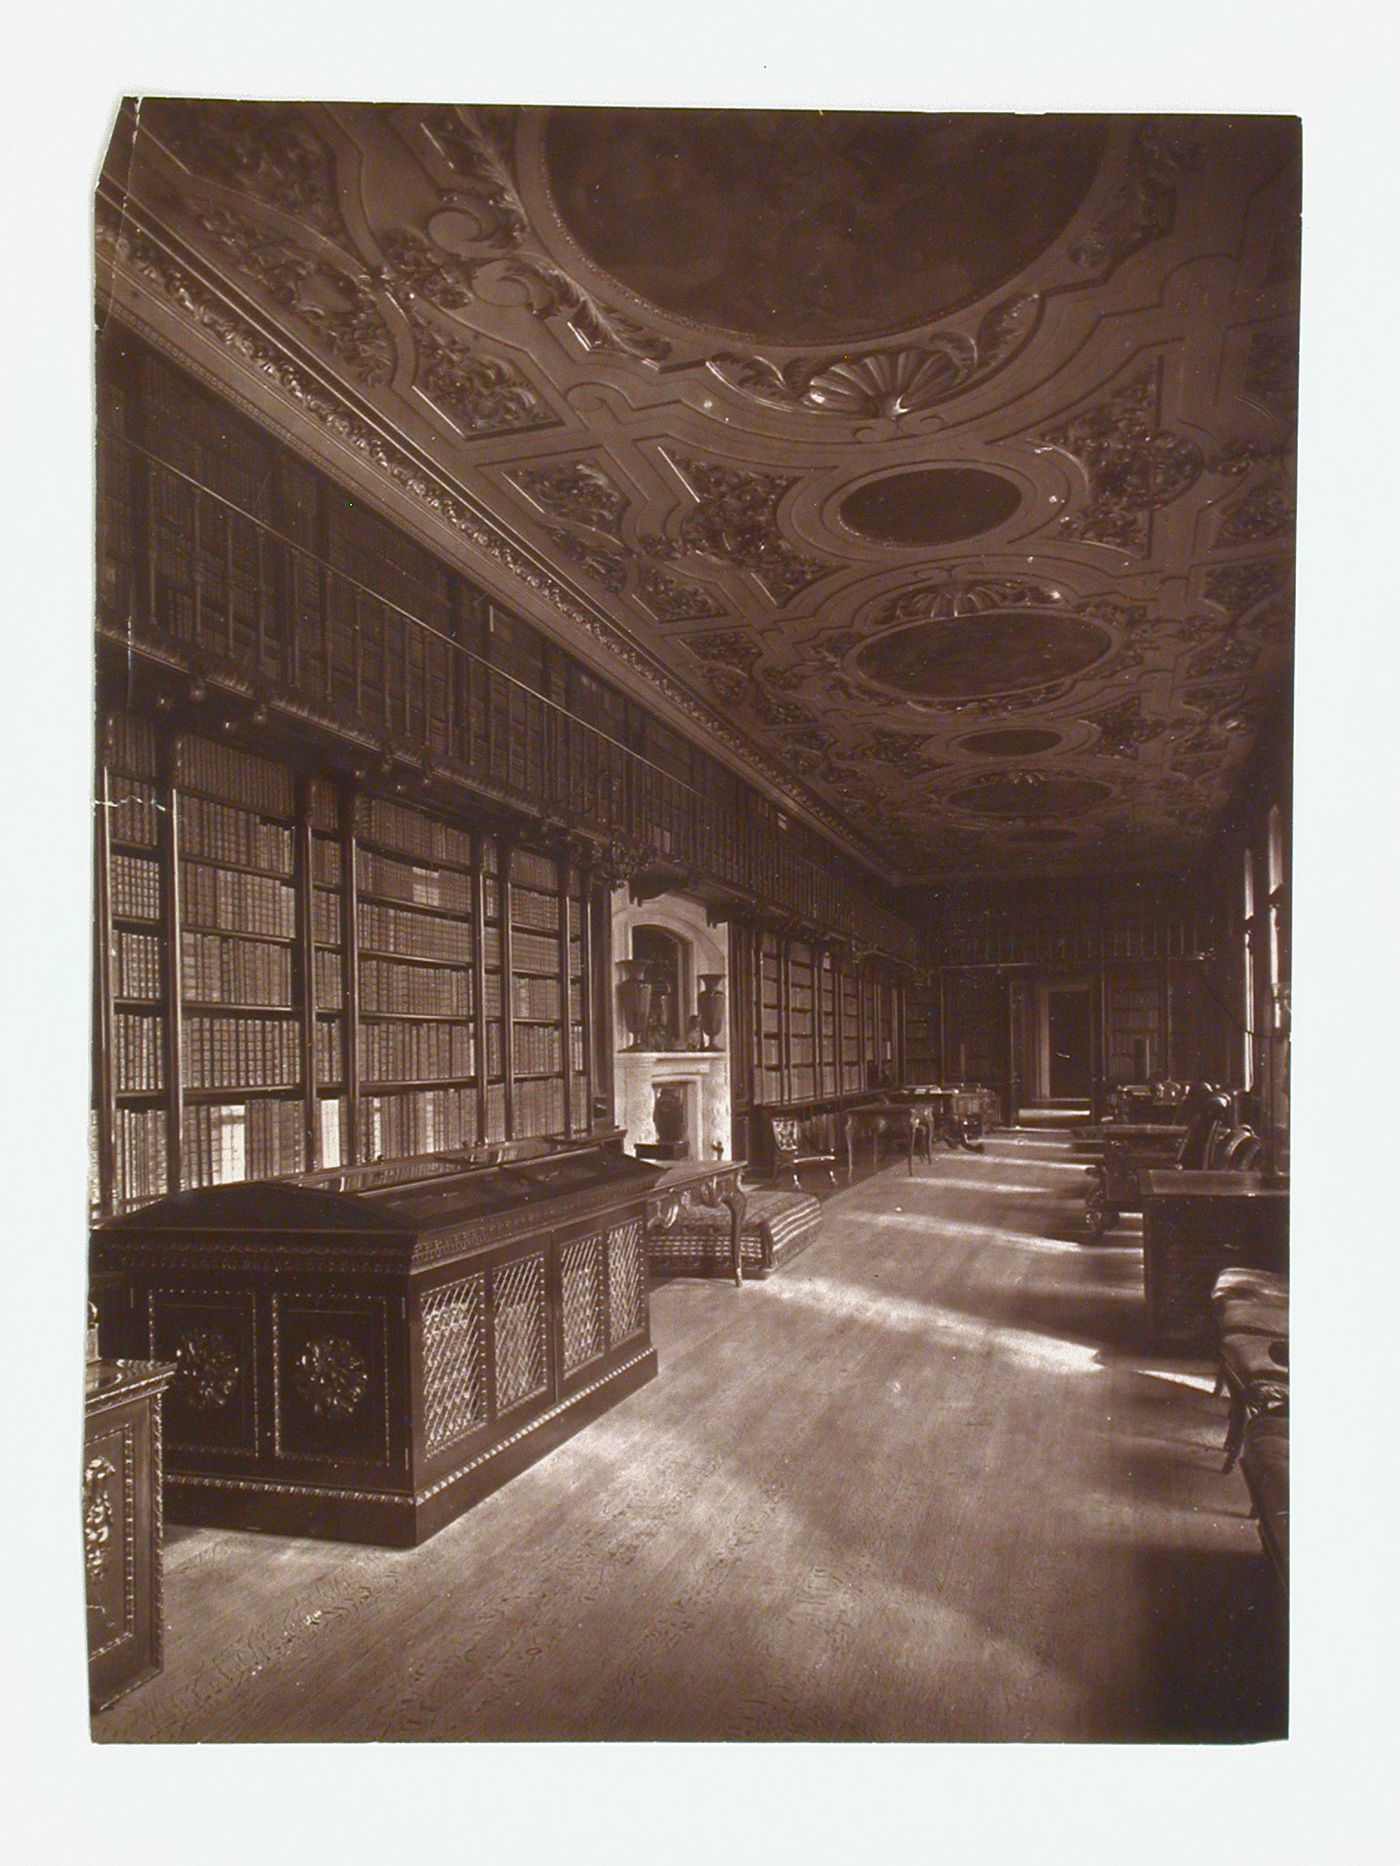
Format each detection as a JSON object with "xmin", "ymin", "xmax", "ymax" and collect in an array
[{"xmin": 90, "ymin": 1141, "xmax": 661, "ymax": 1545}]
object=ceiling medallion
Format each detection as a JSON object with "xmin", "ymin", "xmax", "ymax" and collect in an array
[
  {"xmin": 956, "ymin": 727, "xmax": 1063, "ymax": 757},
  {"xmin": 946, "ymin": 772, "xmax": 1113, "ymax": 819},
  {"xmin": 838, "ymin": 467, "xmax": 1023, "ymax": 546},
  {"xmin": 852, "ymin": 579, "xmax": 1111, "ymax": 702},
  {"xmin": 540, "ymin": 109, "xmax": 1106, "ymax": 347}
]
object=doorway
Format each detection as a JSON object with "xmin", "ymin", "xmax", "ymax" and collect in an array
[{"xmin": 1046, "ymin": 989, "xmax": 1093, "ymax": 1098}]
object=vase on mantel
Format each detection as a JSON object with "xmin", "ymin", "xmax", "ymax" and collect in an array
[
  {"xmin": 697, "ymin": 974, "xmax": 726, "ymax": 1051},
  {"xmin": 616, "ymin": 960, "xmax": 653, "ymax": 1052}
]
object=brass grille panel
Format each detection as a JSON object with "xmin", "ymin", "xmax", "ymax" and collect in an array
[
  {"xmin": 492, "ymin": 1252, "xmax": 548, "ymax": 1413},
  {"xmin": 421, "ymin": 1272, "xmax": 487, "ymax": 1455},
  {"xmin": 560, "ymin": 1233, "xmax": 606, "ymax": 1374},
  {"xmin": 607, "ymin": 1219, "xmax": 646, "ymax": 1345}
]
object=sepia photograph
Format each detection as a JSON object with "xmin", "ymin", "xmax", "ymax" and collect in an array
[
  {"xmin": 84, "ymin": 93, "xmax": 1297, "ymax": 1744},
  {"xmin": 7, "ymin": 3, "xmax": 1395, "ymax": 1859}
]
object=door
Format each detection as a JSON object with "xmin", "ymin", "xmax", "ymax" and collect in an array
[{"xmin": 1047, "ymin": 989, "xmax": 1092, "ymax": 1098}]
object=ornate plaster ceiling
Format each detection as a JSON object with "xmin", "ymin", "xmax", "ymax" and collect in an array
[{"xmin": 95, "ymin": 101, "xmax": 1299, "ymax": 884}]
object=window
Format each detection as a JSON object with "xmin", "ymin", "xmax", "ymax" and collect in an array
[{"xmin": 1242, "ymin": 849, "xmax": 1256, "ymax": 1089}]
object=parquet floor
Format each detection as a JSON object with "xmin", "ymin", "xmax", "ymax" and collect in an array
[{"xmin": 92, "ymin": 1129, "xmax": 1285, "ymax": 1743}]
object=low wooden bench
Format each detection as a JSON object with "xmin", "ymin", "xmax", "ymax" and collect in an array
[{"xmin": 646, "ymin": 1186, "xmax": 823, "ymax": 1281}]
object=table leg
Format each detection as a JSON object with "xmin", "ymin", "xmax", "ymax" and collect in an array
[{"xmin": 722, "ymin": 1185, "xmax": 747, "ymax": 1287}]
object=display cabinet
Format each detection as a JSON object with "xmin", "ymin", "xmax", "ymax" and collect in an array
[{"xmin": 91, "ymin": 1139, "xmax": 661, "ymax": 1545}]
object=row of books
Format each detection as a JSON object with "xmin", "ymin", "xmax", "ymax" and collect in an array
[
  {"xmin": 355, "ymin": 794, "xmax": 472, "ymax": 869},
  {"xmin": 511, "ymin": 974, "xmax": 561, "ymax": 1021},
  {"xmin": 357, "ymin": 847, "xmax": 470, "ymax": 915},
  {"xmin": 510, "ymin": 847, "xmax": 558, "ymax": 892},
  {"xmin": 105, "ymin": 708, "xmax": 158, "ymax": 781},
  {"xmin": 314, "ymin": 949, "xmax": 344, "ymax": 1009},
  {"xmin": 514, "ymin": 1025, "xmax": 563, "ymax": 1075},
  {"xmin": 183, "ymin": 1014, "xmax": 301, "ymax": 1090},
  {"xmin": 181, "ymin": 930, "xmax": 292, "ymax": 1007},
  {"xmin": 312, "ymin": 837, "xmax": 344, "ymax": 886},
  {"xmin": 315, "ymin": 1020, "xmax": 344, "ymax": 1082},
  {"xmin": 514, "ymin": 1076, "xmax": 566, "ymax": 1137},
  {"xmin": 174, "ymin": 730, "xmax": 294, "ymax": 818},
  {"xmin": 359, "ymin": 1020, "xmax": 473, "ymax": 1084},
  {"xmin": 362, "ymin": 1086, "xmax": 477, "ymax": 1159},
  {"xmin": 107, "ymin": 778, "xmax": 161, "ymax": 849},
  {"xmin": 182, "ymin": 860, "xmax": 296, "ymax": 939},
  {"xmin": 114, "ymin": 1012, "xmax": 164, "ymax": 1093},
  {"xmin": 361, "ymin": 957, "xmax": 471, "ymax": 1018},
  {"xmin": 510, "ymin": 888, "xmax": 561, "ymax": 933},
  {"xmin": 183, "ymin": 1098, "xmax": 307, "ymax": 1188},
  {"xmin": 511, "ymin": 929, "xmax": 561, "ymax": 975},
  {"xmin": 113, "ymin": 929, "xmax": 161, "ymax": 1000},
  {"xmin": 359, "ymin": 898, "xmax": 472, "ymax": 964},
  {"xmin": 114, "ymin": 1105, "xmax": 169, "ymax": 1204},
  {"xmin": 111, "ymin": 852, "xmax": 161, "ymax": 922},
  {"xmin": 313, "ymin": 889, "xmax": 344, "ymax": 946},
  {"xmin": 144, "ymin": 375, "xmax": 276, "ymax": 519},
  {"xmin": 176, "ymin": 792, "xmax": 294, "ymax": 876}
]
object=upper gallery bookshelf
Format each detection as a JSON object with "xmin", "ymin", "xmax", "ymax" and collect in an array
[{"xmin": 94, "ymin": 328, "xmax": 916, "ymax": 966}]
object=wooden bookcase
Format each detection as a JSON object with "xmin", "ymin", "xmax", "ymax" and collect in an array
[{"xmin": 91, "ymin": 709, "xmax": 601, "ymax": 1217}]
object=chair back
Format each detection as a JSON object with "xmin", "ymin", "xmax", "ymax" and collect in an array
[
  {"xmin": 1178, "ymin": 1089, "xmax": 1234, "ymax": 1168},
  {"xmin": 1218, "ymin": 1127, "xmax": 1263, "ymax": 1172},
  {"xmin": 770, "ymin": 1116, "xmax": 802, "ymax": 1152}
]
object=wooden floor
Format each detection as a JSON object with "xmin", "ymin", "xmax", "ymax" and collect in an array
[{"xmin": 92, "ymin": 1129, "xmax": 1285, "ymax": 1743}]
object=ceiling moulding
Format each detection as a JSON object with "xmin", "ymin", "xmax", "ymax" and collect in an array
[{"xmin": 94, "ymin": 188, "xmax": 900, "ymax": 885}]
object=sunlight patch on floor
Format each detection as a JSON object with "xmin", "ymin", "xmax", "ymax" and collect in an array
[
  {"xmin": 769, "ymin": 1273, "xmax": 1103, "ymax": 1375},
  {"xmin": 856, "ymin": 1208, "xmax": 1104, "ymax": 1255}
]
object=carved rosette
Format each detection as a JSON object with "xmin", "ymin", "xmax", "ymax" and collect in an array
[
  {"xmin": 669, "ymin": 457, "xmax": 830, "ymax": 605},
  {"xmin": 512, "ymin": 459, "xmax": 629, "ymax": 537},
  {"xmin": 410, "ymin": 315, "xmax": 552, "ymax": 438},
  {"xmin": 635, "ymin": 564, "xmax": 723, "ymax": 623},
  {"xmin": 293, "ymin": 1337, "xmax": 370, "ymax": 1420},
  {"xmin": 174, "ymin": 1329, "xmax": 241, "ymax": 1412},
  {"xmin": 1042, "ymin": 369, "xmax": 1203, "ymax": 551}
]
